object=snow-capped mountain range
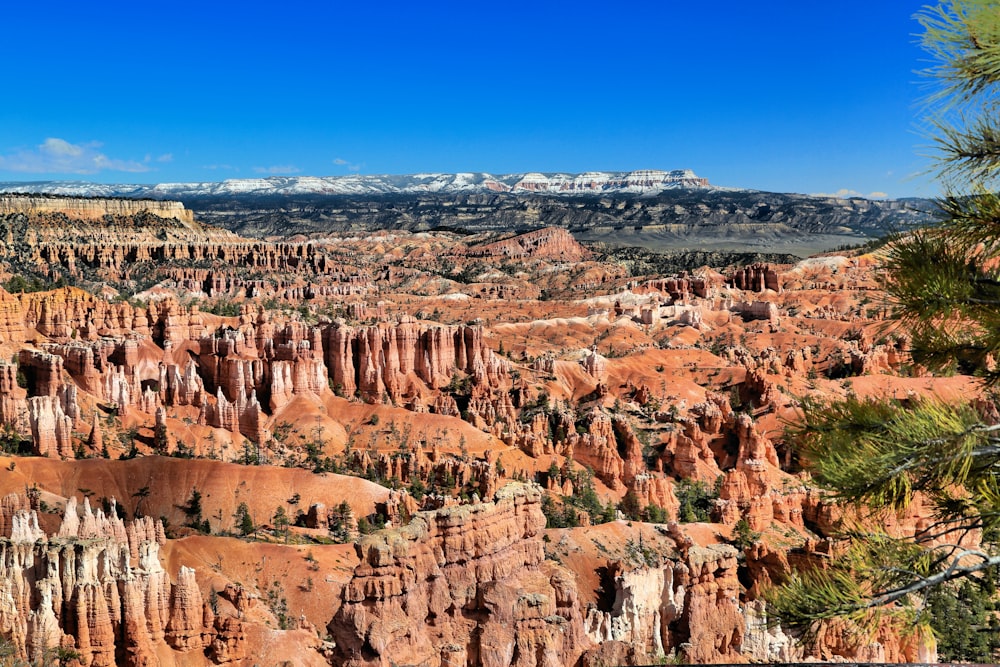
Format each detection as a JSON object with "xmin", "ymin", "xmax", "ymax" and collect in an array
[{"xmin": 0, "ymin": 170, "xmax": 710, "ymax": 198}]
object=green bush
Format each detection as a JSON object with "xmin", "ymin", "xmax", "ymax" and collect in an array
[{"xmin": 674, "ymin": 477, "xmax": 718, "ymax": 523}]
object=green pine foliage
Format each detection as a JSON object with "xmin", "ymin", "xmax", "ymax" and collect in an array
[
  {"xmin": 674, "ymin": 478, "xmax": 718, "ymax": 523},
  {"xmin": 541, "ymin": 466, "xmax": 618, "ymax": 528},
  {"xmin": 927, "ymin": 574, "xmax": 1000, "ymax": 662},
  {"xmin": 768, "ymin": 4, "xmax": 1000, "ymax": 659},
  {"xmin": 233, "ymin": 502, "xmax": 254, "ymax": 536}
]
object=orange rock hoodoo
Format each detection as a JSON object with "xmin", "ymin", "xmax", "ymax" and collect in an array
[{"xmin": 0, "ymin": 492, "xmax": 239, "ymax": 667}]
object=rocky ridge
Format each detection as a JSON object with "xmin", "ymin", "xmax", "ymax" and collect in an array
[
  {"xmin": 467, "ymin": 227, "xmax": 591, "ymax": 262},
  {"xmin": 0, "ymin": 195, "xmax": 194, "ymax": 224},
  {"xmin": 0, "ymin": 194, "xmax": 354, "ymax": 302},
  {"xmin": 0, "ymin": 180, "xmax": 934, "ymax": 257},
  {"xmin": 0, "ymin": 170, "xmax": 709, "ymax": 198}
]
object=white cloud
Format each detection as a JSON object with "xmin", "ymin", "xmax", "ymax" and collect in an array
[
  {"xmin": 0, "ymin": 137, "xmax": 150, "ymax": 174},
  {"xmin": 253, "ymin": 165, "xmax": 301, "ymax": 174},
  {"xmin": 333, "ymin": 157, "xmax": 362, "ymax": 172},
  {"xmin": 202, "ymin": 164, "xmax": 238, "ymax": 171},
  {"xmin": 811, "ymin": 188, "xmax": 889, "ymax": 200},
  {"xmin": 156, "ymin": 153, "xmax": 173, "ymax": 163}
]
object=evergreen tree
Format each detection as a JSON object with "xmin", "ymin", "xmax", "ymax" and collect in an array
[
  {"xmin": 329, "ymin": 500, "xmax": 353, "ymax": 542},
  {"xmin": 233, "ymin": 502, "xmax": 254, "ymax": 537},
  {"xmin": 769, "ymin": 3, "xmax": 1000, "ymax": 656},
  {"xmin": 273, "ymin": 506, "xmax": 290, "ymax": 543},
  {"xmin": 179, "ymin": 488, "xmax": 204, "ymax": 529}
]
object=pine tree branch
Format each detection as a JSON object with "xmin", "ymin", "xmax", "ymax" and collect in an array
[
  {"xmin": 850, "ymin": 435, "xmax": 1000, "ymax": 500},
  {"xmin": 867, "ymin": 550, "xmax": 1000, "ymax": 609}
]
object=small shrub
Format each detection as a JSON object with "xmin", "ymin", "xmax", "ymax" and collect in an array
[{"xmin": 674, "ymin": 478, "xmax": 718, "ymax": 523}]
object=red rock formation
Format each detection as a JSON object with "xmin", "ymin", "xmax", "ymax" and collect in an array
[
  {"xmin": 661, "ymin": 417, "xmax": 724, "ymax": 482},
  {"xmin": 27, "ymin": 396, "xmax": 74, "ymax": 458},
  {"xmin": 715, "ymin": 414, "xmax": 789, "ymax": 531},
  {"xmin": 467, "ymin": 227, "xmax": 591, "ymax": 262},
  {"xmin": 731, "ymin": 300, "xmax": 780, "ymax": 324},
  {"xmin": 729, "ymin": 263, "xmax": 781, "ymax": 293},
  {"xmin": 583, "ymin": 543, "xmax": 744, "ymax": 663},
  {"xmin": 324, "ymin": 319, "xmax": 508, "ymax": 401},
  {"xmin": 0, "ymin": 288, "xmax": 25, "ymax": 344},
  {"xmin": 641, "ymin": 274, "xmax": 710, "ymax": 301},
  {"xmin": 679, "ymin": 545, "xmax": 745, "ymax": 662},
  {"xmin": 165, "ymin": 566, "xmax": 209, "ymax": 652},
  {"xmin": 15, "ymin": 289, "xmax": 139, "ymax": 339},
  {"xmin": 629, "ymin": 475, "xmax": 680, "ymax": 519},
  {"xmin": 0, "ymin": 494, "xmax": 240, "ymax": 666},
  {"xmin": 581, "ymin": 347, "xmax": 609, "ymax": 382},
  {"xmin": 200, "ymin": 387, "xmax": 267, "ymax": 443},
  {"xmin": 0, "ymin": 362, "xmax": 28, "ymax": 433},
  {"xmin": 17, "ymin": 350, "xmax": 63, "ymax": 397},
  {"xmin": 332, "ymin": 483, "xmax": 587, "ymax": 667},
  {"xmin": 568, "ymin": 410, "xmax": 625, "ymax": 489},
  {"xmin": 159, "ymin": 359, "xmax": 206, "ymax": 406}
]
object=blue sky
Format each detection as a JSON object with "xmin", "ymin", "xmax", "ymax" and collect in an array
[{"xmin": 0, "ymin": 1, "xmax": 936, "ymax": 197}]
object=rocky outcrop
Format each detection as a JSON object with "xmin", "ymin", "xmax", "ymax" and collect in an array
[
  {"xmin": 165, "ymin": 566, "xmax": 210, "ymax": 652},
  {"xmin": 17, "ymin": 350, "xmax": 64, "ymax": 397},
  {"xmin": 0, "ymin": 194, "xmax": 196, "ymax": 224},
  {"xmin": 0, "ymin": 198, "xmax": 345, "ymax": 288},
  {"xmin": 467, "ymin": 227, "xmax": 591, "ymax": 262},
  {"xmin": 584, "ymin": 543, "xmax": 743, "ymax": 663},
  {"xmin": 27, "ymin": 395, "xmax": 75, "ymax": 458},
  {"xmin": 679, "ymin": 545, "xmax": 745, "ymax": 662},
  {"xmin": 0, "ymin": 362, "xmax": 28, "ymax": 433},
  {"xmin": 729, "ymin": 263, "xmax": 782, "ymax": 293},
  {"xmin": 200, "ymin": 387, "xmax": 267, "ymax": 443},
  {"xmin": 731, "ymin": 300, "xmax": 780, "ymax": 324},
  {"xmin": 324, "ymin": 318, "xmax": 508, "ymax": 402},
  {"xmin": 0, "ymin": 494, "xmax": 237, "ymax": 667},
  {"xmin": 0, "ymin": 288, "xmax": 25, "ymax": 344},
  {"xmin": 641, "ymin": 275, "xmax": 710, "ymax": 301},
  {"xmin": 331, "ymin": 483, "xmax": 588, "ymax": 667},
  {"xmin": 580, "ymin": 348, "xmax": 608, "ymax": 383},
  {"xmin": 567, "ymin": 410, "xmax": 625, "ymax": 489}
]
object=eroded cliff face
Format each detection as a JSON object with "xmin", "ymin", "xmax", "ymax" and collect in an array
[
  {"xmin": 323, "ymin": 317, "xmax": 509, "ymax": 402},
  {"xmin": 0, "ymin": 287, "xmax": 507, "ymax": 449},
  {"xmin": 332, "ymin": 483, "xmax": 587, "ymax": 667},
  {"xmin": 331, "ymin": 484, "xmax": 785, "ymax": 667},
  {"xmin": 0, "ymin": 493, "xmax": 244, "ymax": 667},
  {"xmin": 0, "ymin": 195, "xmax": 195, "ymax": 224},
  {"xmin": 0, "ymin": 195, "xmax": 343, "ymax": 291},
  {"xmin": 583, "ymin": 544, "xmax": 746, "ymax": 663},
  {"xmin": 466, "ymin": 228, "xmax": 591, "ymax": 262}
]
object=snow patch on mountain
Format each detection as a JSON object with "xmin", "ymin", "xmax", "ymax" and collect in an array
[{"xmin": 0, "ymin": 170, "xmax": 711, "ymax": 198}]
